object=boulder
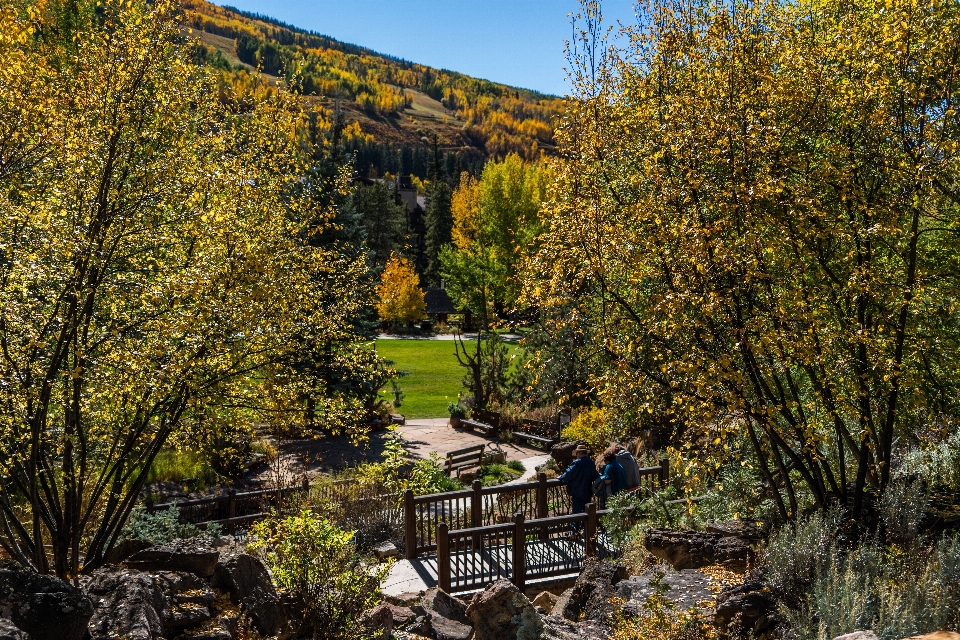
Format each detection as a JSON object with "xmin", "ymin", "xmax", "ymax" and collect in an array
[
  {"xmin": 103, "ymin": 539, "xmax": 153, "ymax": 566},
  {"xmin": 645, "ymin": 529, "xmax": 752, "ymax": 571},
  {"xmin": 706, "ymin": 520, "xmax": 766, "ymax": 543},
  {"xmin": 422, "ymin": 589, "xmax": 469, "ymax": 624},
  {"xmin": 0, "ymin": 618, "xmax": 29, "ymax": 640},
  {"xmin": 901, "ymin": 635, "xmax": 960, "ymax": 640},
  {"xmin": 83, "ymin": 566, "xmax": 166, "ymax": 640},
  {"xmin": 125, "ymin": 538, "xmax": 219, "ymax": 577},
  {"xmin": 557, "ymin": 557, "xmax": 626, "ymax": 623},
  {"xmin": 551, "ymin": 441, "xmax": 588, "ymax": 471},
  {"xmin": 385, "ymin": 591, "xmax": 422, "ymax": 607},
  {"xmin": 833, "ymin": 633, "xmax": 879, "ymax": 640},
  {"xmin": 422, "ymin": 589, "xmax": 472, "ymax": 640},
  {"xmin": 465, "ymin": 579, "xmax": 543, "ymax": 640},
  {"xmin": 360, "ymin": 602, "xmax": 393, "ymax": 637},
  {"xmin": 0, "ymin": 569, "xmax": 93, "ymax": 640},
  {"xmin": 540, "ymin": 615, "xmax": 610, "ymax": 640},
  {"xmin": 458, "ymin": 466, "xmax": 483, "ymax": 484},
  {"xmin": 616, "ymin": 568, "xmax": 714, "ymax": 615},
  {"xmin": 373, "ymin": 541, "xmax": 400, "ymax": 561},
  {"xmin": 210, "ymin": 552, "xmax": 283, "ymax": 637},
  {"xmin": 714, "ymin": 581, "xmax": 780, "ymax": 639},
  {"xmin": 430, "ymin": 615, "xmax": 473, "ymax": 640},
  {"xmin": 532, "ymin": 590, "xmax": 558, "ymax": 614}
]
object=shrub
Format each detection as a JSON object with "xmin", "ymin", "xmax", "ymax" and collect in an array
[
  {"xmin": 122, "ymin": 505, "xmax": 221, "ymax": 545},
  {"xmin": 507, "ymin": 459, "xmax": 525, "ymax": 473},
  {"xmin": 479, "ymin": 463, "xmax": 522, "ymax": 486},
  {"xmin": 899, "ymin": 425, "xmax": 960, "ymax": 492},
  {"xmin": 562, "ymin": 406, "xmax": 614, "ymax": 453},
  {"xmin": 879, "ymin": 478, "xmax": 927, "ymax": 545},
  {"xmin": 782, "ymin": 533, "xmax": 960, "ymax": 639},
  {"xmin": 447, "ymin": 401, "xmax": 467, "ymax": 418},
  {"xmin": 249, "ymin": 510, "xmax": 388, "ymax": 640},
  {"xmin": 146, "ymin": 449, "xmax": 218, "ymax": 488},
  {"xmin": 763, "ymin": 509, "xmax": 845, "ymax": 608}
]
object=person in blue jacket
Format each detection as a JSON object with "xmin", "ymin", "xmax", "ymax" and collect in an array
[
  {"xmin": 558, "ymin": 444, "xmax": 600, "ymax": 517},
  {"xmin": 599, "ymin": 445, "xmax": 628, "ymax": 507}
]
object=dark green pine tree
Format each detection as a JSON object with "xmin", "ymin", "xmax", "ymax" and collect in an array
[{"xmin": 423, "ymin": 136, "xmax": 453, "ymax": 287}]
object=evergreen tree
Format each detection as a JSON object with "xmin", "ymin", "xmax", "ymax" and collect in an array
[
  {"xmin": 423, "ymin": 180, "xmax": 452, "ymax": 287},
  {"xmin": 353, "ymin": 181, "xmax": 408, "ymax": 269}
]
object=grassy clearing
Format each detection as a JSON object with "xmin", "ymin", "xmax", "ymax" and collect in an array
[{"xmin": 374, "ymin": 339, "xmax": 519, "ymax": 419}]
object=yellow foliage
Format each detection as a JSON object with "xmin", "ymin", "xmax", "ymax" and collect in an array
[
  {"xmin": 451, "ymin": 172, "xmax": 481, "ymax": 251},
  {"xmin": 561, "ymin": 407, "xmax": 614, "ymax": 454},
  {"xmin": 376, "ymin": 253, "xmax": 426, "ymax": 325}
]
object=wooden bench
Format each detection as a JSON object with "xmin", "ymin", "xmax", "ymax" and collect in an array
[
  {"xmin": 444, "ymin": 444, "xmax": 486, "ymax": 477},
  {"xmin": 512, "ymin": 418, "xmax": 560, "ymax": 447},
  {"xmin": 460, "ymin": 409, "xmax": 501, "ymax": 437}
]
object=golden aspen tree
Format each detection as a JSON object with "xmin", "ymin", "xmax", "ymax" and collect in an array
[{"xmin": 376, "ymin": 253, "xmax": 426, "ymax": 327}]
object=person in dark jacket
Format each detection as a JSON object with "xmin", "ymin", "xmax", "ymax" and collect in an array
[
  {"xmin": 600, "ymin": 446, "xmax": 628, "ymax": 503},
  {"xmin": 614, "ymin": 444, "xmax": 641, "ymax": 490},
  {"xmin": 558, "ymin": 444, "xmax": 599, "ymax": 516}
]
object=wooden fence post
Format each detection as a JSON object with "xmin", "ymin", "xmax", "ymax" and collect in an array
[
  {"xmin": 585, "ymin": 502, "xmax": 597, "ymax": 557},
  {"xmin": 437, "ymin": 522, "xmax": 451, "ymax": 593},
  {"xmin": 145, "ymin": 499, "xmax": 154, "ymax": 514},
  {"xmin": 659, "ymin": 458, "xmax": 670, "ymax": 485},
  {"xmin": 302, "ymin": 476, "xmax": 310, "ymax": 493},
  {"xmin": 404, "ymin": 490, "xmax": 417, "ymax": 559},
  {"xmin": 512, "ymin": 512, "xmax": 526, "ymax": 591},
  {"xmin": 228, "ymin": 489, "xmax": 236, "ymax": 520},
  {"xmin": 472, "ymin": 480, "xmax": 483, "ymax": 550},
  {"xmin": 537, "ymin": 473, "xmax": 548, "ymax": 541}
]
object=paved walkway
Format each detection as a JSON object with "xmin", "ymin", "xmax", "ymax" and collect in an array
[{"xmin": 397, "ymin": 418, "xmax": 545, "ymax": 461}]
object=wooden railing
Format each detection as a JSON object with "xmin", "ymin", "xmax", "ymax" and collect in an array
[
  {"xmin": 146, "ymin": 479, "xmax": 311, "ymax": 532},
  {"xmin": 437, "ymin": 503, "xmax": 613, "ymax": 593},
  {"xmin": 405, "ymin": 458, "xmax": 668, "ymax": 559}
]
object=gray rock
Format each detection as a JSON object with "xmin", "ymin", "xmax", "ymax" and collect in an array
[
  {"xmin": 360, "ymin": 602, "xmax": 393, "ymax": 636},
  {"xmin": 373, "ymin": 541, "xmax": 400, "ymax": 561},
  {"xmin": 176, "ymin": 628, "xmax": 233, "ymax": 640},
  {"xmin": 103, "ymin": 539, "xmax": 153, "ymax": 565},
  {"xmin": 422, "ymin": 588, "xmax": 469, "ymax": 624},
  {"xmin": 551, "ymin": 441, "xmax": 588, "ymax": 471},
  {"xmin": 125, "ymin": 538, "xmax": 219, "ymax": 577},
  {"xmin": 645, "ymin": 529, "xmax": 752, "ymax": 571},
  {"xmin": 465, "ymin": 579, "xmax": 542, "ymax": 640},
  {"xmin": 714, "ymin": 581, "xmax": 780, "ymax": 638},
  {"xmin": 557, "ymin": 557, "xmax": 626, "ymax": 623},
  {"xmin": 532, "ymin": 591, "xmax": 558, "ymax": 614},
  {"xmin": 540, "ymin": 615, "xmax": 610, "ymax": 640},
  {"xmin": 0, "ymin": 618, "xmax": 30, "ymax": 640},
  {"xmin": 210, "ymin": 552, "xmax": 282, "ymax": 637},
  {"xmin": 832, "ymin": 633, "xmax": 879, "ymax": 640},
  {"xmin": 83, "ymin": 566, "xmax": 166, "ymax": 640},
  {"xmin": 431, "ymin": 614, "xmax": 473, "ymax": 640},
  {"xmin": 385, "ymin": 591, "xmax": 422, "ymax": 607},
  {"xmin": 0, "ymin": 569, "xmax": 93, "ymax": 640},
  {"xmin": 616, "ymin": 567, "xmax": 714, "ymax": 614}
]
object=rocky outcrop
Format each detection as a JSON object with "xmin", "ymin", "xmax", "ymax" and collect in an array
[
  {"xmin": 645, "ymin": 529, "xmax": 753, "ymax": 571},
  {"xmin": 103, "ymin": 539, "xmax": 153, "ymax": 566},
  {"xmin": 713, "ymin": 581, "xmax": 780, "ymax": 639},
  {"xmin": 616, "ymin": 568, "xmax": 715, "ymax": 616},
  {"xmin": 833, "ymin": 633, "xmax": 879, "ymax": 640},
  {"xmin": 556, "ymin": 557, "xmax": 626, "ymax": 624},
  {"xmin": 0, "ymin": 618, "xmax": 30, "ymax": 640},
  {"xmin": 532, "ymin": 590, "xmax": 558, "ymax": 614},
  {"xmin": 210, "ymin": 552, "xmax": 283, "ymax": 637},
  {"xmin": 0, "ymin": 569, "xmax": 94, "ymax": 640},
  {"xmin": 125, "ymin": 538, "xmax": 219, "ymax": 577},
  {"xmin": 465, "ymin": 579, "xmax": 543, "ymax": 640},
  {"xmin": 83, "ymin": 566, "xmax": 167, "ymax": 640}
]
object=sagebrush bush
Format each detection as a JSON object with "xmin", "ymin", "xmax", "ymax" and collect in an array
[
  {"xmin": 879, "ymin": 478, "xmax": 927, "ymax": 545},
  {"xmin": 122, "ymin": 505, "xmax": 221, "ymax": 545},
  {"xmin": 763, "ymin": 509, "xmax": 845, "ymax": 607}
]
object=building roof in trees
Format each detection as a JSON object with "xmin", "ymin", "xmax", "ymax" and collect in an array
[{"xmin": 424, "ymin": 288, "xmax": 457, "ymax": 315}]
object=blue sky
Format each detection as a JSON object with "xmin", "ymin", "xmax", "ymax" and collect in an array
[{"xmin": 210, "ymin": 0, "xmax": 637, "ymax": 96}]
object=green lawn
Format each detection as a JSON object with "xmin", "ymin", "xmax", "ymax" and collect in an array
[{"xmin": 374, "ymin": 339, "xmax": 518, "ymax": 419}]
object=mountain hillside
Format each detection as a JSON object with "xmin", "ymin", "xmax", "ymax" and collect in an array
[{"xmin": 182, "ymin": 0, "xmax": 564, "ymax": 178}]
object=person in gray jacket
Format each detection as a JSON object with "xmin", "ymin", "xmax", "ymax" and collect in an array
[{"xmin": 614, "ymin": 444, "xmax": 642, "ymax": 490}]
